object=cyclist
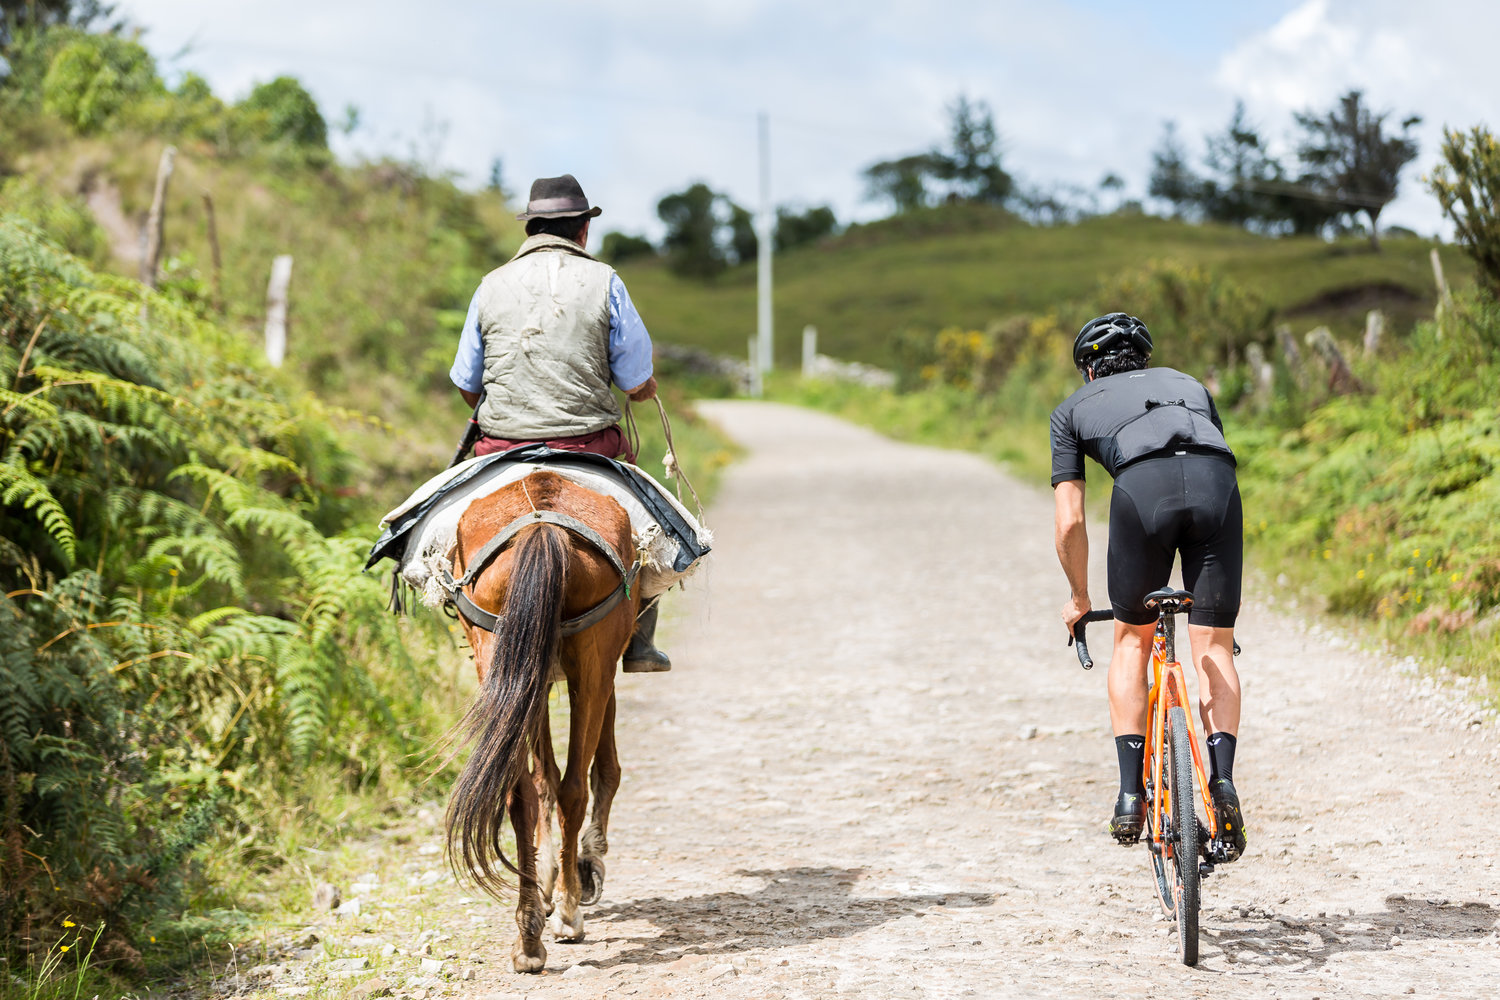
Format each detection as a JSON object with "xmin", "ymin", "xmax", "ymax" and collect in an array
[{"xmin": 1050, "ymin": 313, "xmax": 1246, "ymax": 862}]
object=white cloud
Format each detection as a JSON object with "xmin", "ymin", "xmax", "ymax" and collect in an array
[
  {"xmin": 1216, "ymin": 0, "xmax": 1500, "ymax": 235},
  {"xmin": 107, "ymin": 1, "xmax": 1490, "ymax": 240}
]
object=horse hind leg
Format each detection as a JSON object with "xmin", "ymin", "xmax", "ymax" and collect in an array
[
  {"xmin": 549, "ymin": 675, "xmax": 609, "ymax": 943},
  {"xmin": 507, "ymin": 779, "xmax": 547, "ymax": 973},
  {"xmin": 531, "ymin": 710, "xmax": 562, "ymax": 916},
  {"xmin": 578, "ymin": 690, "xmax": 620, "ymax": 906}
]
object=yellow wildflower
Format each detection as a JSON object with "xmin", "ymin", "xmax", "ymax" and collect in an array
[
  {"xmin": 1323, "ymin": 549, "xmax": 1333, "ymax": 560},
  {"xmin": 1451, "ymin": 573, "xmax": 1461, "ymax": 583},
  {"xmin": 1356, "ymin": 569, "xmax": 1365, "ymax": 580},
  {"xmin": 60, "ymin": 945, "xmax": 70, "ymax": 953},
  {"xmin": 1413, "ymin": 548, "xmax": 1421, "ymax": 558},
  {"xmin": 62, "ymin": 920, "xmax": 76, "ymax": 928}
]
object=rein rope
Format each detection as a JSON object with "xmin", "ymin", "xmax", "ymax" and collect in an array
[{"xmin": 648, "ymin": 396, "xmax": 705, "ymax": 521}]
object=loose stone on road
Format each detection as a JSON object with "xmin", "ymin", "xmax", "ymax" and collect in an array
[{"xmin": 242, "ymin": 401, "xmax": 1500, "ymax": 999}]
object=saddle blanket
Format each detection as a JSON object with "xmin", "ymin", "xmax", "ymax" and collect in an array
[{"xmin": 365, "ymin": 445, "xmax": 711, "ymax": 609}]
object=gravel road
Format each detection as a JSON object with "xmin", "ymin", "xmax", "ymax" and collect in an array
[{"xmin": 240, "ymin": 400, "xmax": 1500, "ymax": 1000}]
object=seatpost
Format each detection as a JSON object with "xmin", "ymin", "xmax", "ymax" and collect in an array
[{"xmin": 1159, "ymin": 609, "xmax": 1176, "ymax": 663}]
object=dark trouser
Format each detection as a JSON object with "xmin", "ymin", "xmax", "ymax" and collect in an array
[{"xmin": 474, "ymin": 424, "xmax": 634, "ymax": 463}]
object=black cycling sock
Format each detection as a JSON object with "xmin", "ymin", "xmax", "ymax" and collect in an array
[
  {"xmin": 1115, "ymin": 734, "xmax": 1146, "ymax": 795},
  {"xmin": 1206, "ymin": 731, "xmax": 1237, "ymax": 784}
]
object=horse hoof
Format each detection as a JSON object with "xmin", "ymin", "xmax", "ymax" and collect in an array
[
  {"xmin": 549, "ymin": 909, "xmax": 586, "ymax": 943},
  {"xmin": 578, "ymin": 858, "xmax": 606, "ymax": 906},
  {"xmin": 511, "ymin": 941, "xmax": 546, "ymax": 974}
]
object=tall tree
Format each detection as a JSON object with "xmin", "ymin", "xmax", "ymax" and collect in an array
[
  {"xmin": 599, "ymin": 231, "xmax": 656, "ymax": 265},
  {"xmin": 863, "ymin": 153, "xmax": 940, "ymax": 214},
  {"xmin": 1200, "ymin": 101, "xmax": 1281, "ymax": 230},
  {"xmin": 726, "ymin": 202, "xmax": 758, "ymax": 266},
  {"xmin": 933, "ymin": 95, "xmax": 1012, "ymax": 204},
  {"xmin": 1148, "ymin": 121, "xmax": 1200, "ymax": 219},
  {"xmin": 775, "ymin": 204, "xmax": 837, "ymax": 251},
  {"xmin": 657, "ymin": 182, "xmax": 728, "ymax": 279},
  {"xmin": 1295, "ymin": 90, "xmax": 1420, "ymax": 250}
]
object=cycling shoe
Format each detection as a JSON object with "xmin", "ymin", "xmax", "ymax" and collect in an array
[
  {"xmin": 1210, "ymin": 778, "xmax": 1247, "ymax": 862},
  {"xmin": 1109, "ymin": 791, "xmax": 1145, "ymax": 845}
]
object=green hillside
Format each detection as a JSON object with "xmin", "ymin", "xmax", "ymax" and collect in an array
[{"xmin": 619, "ymin": 208, "xmax": 1472, "ymax": 369}]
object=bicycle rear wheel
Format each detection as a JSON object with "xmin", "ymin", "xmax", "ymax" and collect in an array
[{"xmin": 1167, "ymin": 706, "xmax": 1201, "ymax": 966}]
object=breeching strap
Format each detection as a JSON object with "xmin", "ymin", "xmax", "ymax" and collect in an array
[{"xmin": 443, "ymin": 509, "xmax": 640, "ymax": 636}]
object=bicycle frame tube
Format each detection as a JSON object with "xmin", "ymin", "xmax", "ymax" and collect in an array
[{"xmin": 1143, "ymin": 614, "xmax": 1219, "ymax": 855}]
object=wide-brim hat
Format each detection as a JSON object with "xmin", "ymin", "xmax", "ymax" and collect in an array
[{"xmin": 515, "ymin": 174, "xmax": 603, "ymax": 221}]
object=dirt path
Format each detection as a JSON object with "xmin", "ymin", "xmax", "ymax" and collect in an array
[{"xmin": 240, "ymin": 401, "xmax": 1500, "ymax": 999}]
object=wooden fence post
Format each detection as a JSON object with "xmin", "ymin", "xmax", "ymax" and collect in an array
[
  {"xmin": 264, "ymin": 255, "xmax": 293, "ymax": 367},
  {"xmin": 1430, "ymin": 248, "xmax": 1453, "ymax": 314},
  {"xmin": 802, "ymin": 325, "xmax": 817, "ymax": 377},
  {"xmin": 1246, "ymin": 342, "xmax": 1273, "ymax": 412},
  {"xmin": 1363, "ymin": 309, "xmax": 1384, "ymax": 357},
  {"xmin": 1275, "ymin": 323, "xmax": 1307, "ymax": 390},
  {"xmin": 1305, "ymin": 326, "xmax": 1365, "ymax": 395},
  {"xmin": 201, "ymin": 192, "xmax": 225, "ymax": 316},
  {"xmin": 140, "ymin": 144, "xmax": 177, "ymax": 288}
]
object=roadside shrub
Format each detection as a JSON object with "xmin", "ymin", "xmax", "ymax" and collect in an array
[
  {"xmin": 0, "ymin": 217, "xmax": 423, "ymax": 955},
  {"xmin": 40, "ymin": 32, "xmax": 161, "ymax": 133},
  {"xmin": 235, "ymin": 75, "xmax": 329, "ymax": 153},
  {"xmin": 1092, "ymin": 259, "xmax": 1275, "ymax": 375},
  {"xmin": 1429, "ymin": 125, "xmax": 1500, "ymax": 298},
  {"xmin": 0, "ymin": 175, "xmax": 107, "ymax": 262}
]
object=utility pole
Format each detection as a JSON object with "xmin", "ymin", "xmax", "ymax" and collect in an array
[{"xmin": 757, "ymin": 112, "xmax": 773, "ymax": 375}]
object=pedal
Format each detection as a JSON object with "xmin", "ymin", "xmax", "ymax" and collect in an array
[{"xmin": 1199, "ymin": 861, "xmax": 1215, "ymax": 879}]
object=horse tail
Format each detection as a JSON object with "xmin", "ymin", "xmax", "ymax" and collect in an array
[{"xmin": 446, "ymin": 522, "xmax": 568, "ymax": 897}]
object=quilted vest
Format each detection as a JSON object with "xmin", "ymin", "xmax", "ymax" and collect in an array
[{"xmin": 474, "ymin": 234, "xmax": 620, "ymax": 440}]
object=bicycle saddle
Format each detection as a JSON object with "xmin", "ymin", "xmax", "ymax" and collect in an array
[{"xmin": 1144, "ymin": 588, "xmax": 1194, "ymax": 611}]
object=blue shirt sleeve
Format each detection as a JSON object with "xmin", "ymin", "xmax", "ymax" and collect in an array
[
  {"xmin": 448, "ymin": 290, "xmax": 484, "ymax": 393},
  {"xmin": 608, "ymin": 274, "xmax": 655, "ymax": 390}
]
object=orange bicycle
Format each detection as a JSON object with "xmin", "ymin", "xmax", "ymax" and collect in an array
[{"xmin": 1071, "ymin": 587, "xmax": 1226, "ymax": 966}]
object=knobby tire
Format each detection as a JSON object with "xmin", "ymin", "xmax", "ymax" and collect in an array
[{"xmin": 1167, "ymin": 706, "xmax": 1201, "ymax": 966}]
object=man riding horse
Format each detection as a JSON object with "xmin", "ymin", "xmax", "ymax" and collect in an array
[{"xmin": 448, "ymin": 173, "xmax": 671, "ymax": 672}]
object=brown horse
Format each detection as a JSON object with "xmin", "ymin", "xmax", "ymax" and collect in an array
[{"xmin": 442, "ymin": 470, "xmax": 638, "ymax": 973}]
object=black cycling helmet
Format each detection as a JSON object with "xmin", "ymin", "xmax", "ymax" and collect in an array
[{"xmin": 1073, "ymin": 312, "xmax": 1152, "ymax": 373}]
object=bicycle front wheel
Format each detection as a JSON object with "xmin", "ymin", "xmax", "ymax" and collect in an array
[{"xmin": 1167, "ymin": 705, "xmax": 1201, "ymax": 966}]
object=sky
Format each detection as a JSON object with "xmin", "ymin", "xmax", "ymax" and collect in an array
[{"xmin": 109, "ymin": 0, "xmax": 1497, "ymax": 240}]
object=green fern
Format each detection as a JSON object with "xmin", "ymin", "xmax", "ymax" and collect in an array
[{"xmin": 1, "ymin": 214, "xmax": 433, "ymax": 946}]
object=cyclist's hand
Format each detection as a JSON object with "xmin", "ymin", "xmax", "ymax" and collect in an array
[{"xmin": 1061, "ymin": 595, "xmax": 1092, "ymax": 631}]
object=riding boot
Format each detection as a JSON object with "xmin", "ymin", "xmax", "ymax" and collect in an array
[{"xmin": 622, "ymin": 602, "xmax": 671, "ymax": 673}]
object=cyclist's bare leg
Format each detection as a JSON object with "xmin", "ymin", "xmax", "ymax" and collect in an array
[
  {"xmin": 1106, "ymin": 620, "xmax": 1156, "ymax": 736},
  {"xmin": 1187, "ymin": 623, "xmax": 1247, "ymax": 860},
  {"xmin": 1105, "ymin": 620, "xmax": 1156, "ymax": 842},
  {"xmin": 1185, "ymin": 625, "xmax": 1240, "ymax": 735}
]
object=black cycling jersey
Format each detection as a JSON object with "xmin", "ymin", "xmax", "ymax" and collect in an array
[{"xmin": 1049, "ymin": 367, "xmax": 1234, "ymax": 486}]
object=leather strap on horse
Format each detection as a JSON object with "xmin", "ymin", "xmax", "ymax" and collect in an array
[{"xmin": 443, "ymin": 509, "xmax": 640, "ymax": 636}]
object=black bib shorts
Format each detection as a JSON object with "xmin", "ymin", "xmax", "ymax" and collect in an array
[{"xmin": 1107, "ymin": 452, "xmax": 1242, "ymax": 628}]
